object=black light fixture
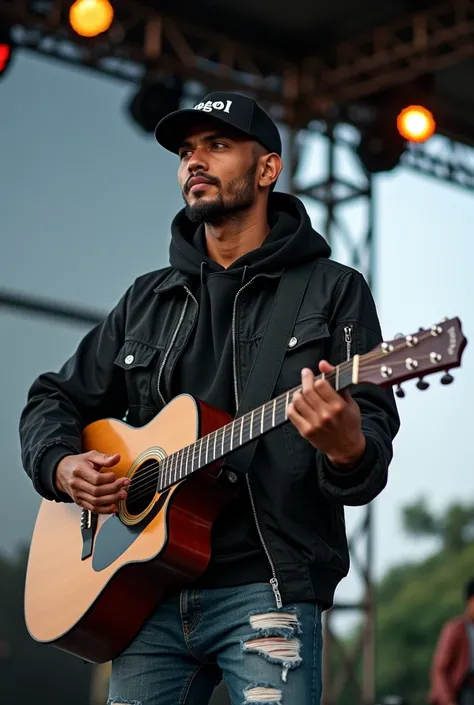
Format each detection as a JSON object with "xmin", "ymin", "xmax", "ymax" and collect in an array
[
  {"xmin": 127, "ymin": 76, "xmax": 183, "ymax": 134},
  {"xmin": 357, "ymin": 123, "xmax": 406, "ymax": 174}
]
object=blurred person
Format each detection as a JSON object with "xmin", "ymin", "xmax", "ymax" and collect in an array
[
  {"xmin": 429, "ymin": 578, "xmax": 474, "ymax": 705},
  {"xmin": 19, "ymin": 92, "xmax": 400, "ymax": 705}
]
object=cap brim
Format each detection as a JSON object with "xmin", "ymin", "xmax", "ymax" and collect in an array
[{"xmin": 154, "ymin": 109, "xmax": 251, "ymax": 154}]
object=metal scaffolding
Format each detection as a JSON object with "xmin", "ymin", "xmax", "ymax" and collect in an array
[
  {"xmin": 290, "ymin": 123, "xmax": 375, "ymax": 705},
  {"xmin": 2, "ymin": 0, "xmax": 474, "ymax": 125}
]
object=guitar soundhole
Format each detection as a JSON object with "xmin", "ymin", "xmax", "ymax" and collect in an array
[{"xmin": 125, "ymin": 458, "xmax": 160, "ymax": 516}]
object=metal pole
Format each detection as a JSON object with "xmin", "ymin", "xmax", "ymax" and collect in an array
[{"xmin": 290, "ymin": 121, "xmax": 376, "ymax": 705}]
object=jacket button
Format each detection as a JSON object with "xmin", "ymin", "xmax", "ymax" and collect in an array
[
  {"xmin": 124, "ymin": 354, "xmax": 134, "ymax": 365},
  {"xmin": 288, "ymin": 336, "xmax": 298, "ymax": 348}
]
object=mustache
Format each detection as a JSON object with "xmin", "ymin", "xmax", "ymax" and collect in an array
[{"xmin": 184, "ymin": 172, "xmax": 220, "ymax": 194}]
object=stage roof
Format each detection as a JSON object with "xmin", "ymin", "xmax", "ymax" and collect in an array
[
  {"xmin": 148, "ymin": 0, "xmax": 474, "ymax": 145},
  {"xmin": 2, "ymin": 0, "xmax": 474, "ymax": 145}
]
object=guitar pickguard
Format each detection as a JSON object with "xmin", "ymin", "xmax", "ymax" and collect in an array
[{"xmin": 91, "ymin": 490, "xmax": 170, "ymax": 572}]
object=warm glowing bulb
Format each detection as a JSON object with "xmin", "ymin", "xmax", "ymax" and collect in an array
[
  {"xmin": 397, "ymin": 105, "xmax": 436, "ymax": 143},
  {"xmin": 69, "ymin": 0, "xmax": 114, "ymax": 38}
]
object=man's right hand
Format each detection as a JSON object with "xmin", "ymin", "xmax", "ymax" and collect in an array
[{"xmin": 55, "ymin": 450, "xmax": 129, "ymax": 514}]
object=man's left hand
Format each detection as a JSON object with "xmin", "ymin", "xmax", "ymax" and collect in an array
[{"xmin": 287, "ymin": 360, "xmax": 366, "ymax": 468}]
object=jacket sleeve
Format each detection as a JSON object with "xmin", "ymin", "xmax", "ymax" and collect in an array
[
  {"xmin": 19, "ymin": 288, "xmax": 131, "ymax": 503},
  {"xmin": 430, "ymin": 621, "xmax": 459, "ymax": 705},
  {"xmin": 316, "ymin": 269, "xmax": 400, "ymax": 505}
]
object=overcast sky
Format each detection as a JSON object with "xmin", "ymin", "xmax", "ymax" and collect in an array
[{"xmin": 1, "ymin": 50, "xmax": 473, "ymax": 618}]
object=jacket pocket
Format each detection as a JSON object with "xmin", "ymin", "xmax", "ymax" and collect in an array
[
  {"xmin": 114, "ymin": 339, "xmax": 162, "ymax": 410},
  {"xmin": 275, "ymin": 316, "xmax": 330, "ymax": 392}
]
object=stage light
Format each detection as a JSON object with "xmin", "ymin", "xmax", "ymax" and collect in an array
[
  {"xmin": 0, "ymin": 26, "xmax": 13, "ymax": 79},
  {"xmin": 357, "ymin": 126, "xmax": 406, "ymax": 174},
  {"xmin": 127, "ymin": 78, "xmax": 183, "ymax": 134},
  {"xmin": 397, "ymin": 105, "xmax": 436, "ymax": 143},
  {"xmin": 0, "ymin": 43, "xmax": 11, "ymax": 72},
  {"xmin": 69, "ymin": 0, "xmax": 114, "ymax": 38}
]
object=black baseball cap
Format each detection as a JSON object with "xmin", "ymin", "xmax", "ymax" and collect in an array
[{"xmin": 154, "ymin": 91, "xmax": 282, "ymax": 157}]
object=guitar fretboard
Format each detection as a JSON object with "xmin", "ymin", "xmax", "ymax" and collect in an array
[{"xmin": 157, "ymin": 360, "xmax": 355, "ymax": 491}]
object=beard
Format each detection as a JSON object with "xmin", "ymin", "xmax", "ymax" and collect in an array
[{"xmin": 183, "ymin": 163, "xmax": 257, "ymax": 225}]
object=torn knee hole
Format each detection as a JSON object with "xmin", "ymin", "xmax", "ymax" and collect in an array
[
  {"xmin": 244, "ymin": 685, "xmax": 283, "ymax": 703},
  {"xmin": 245, "ymin": 637, "xmax": 300, "ymax": 660},
  {"xmin": 249, "ymin": 611, "xmax": 299, "ymax": 631},
  {"xmin": 243, "ymin": 636, "xmax": 302, "ymax": 682}
]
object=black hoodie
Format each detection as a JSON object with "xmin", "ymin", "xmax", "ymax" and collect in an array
[{"xmin": 169, "ymin": 193, "xmax": 331, "ymax": 589}]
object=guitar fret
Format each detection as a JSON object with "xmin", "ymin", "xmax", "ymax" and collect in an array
[
  {"xmin": 161, "ymin": 457, "xmax": 167, "ymax": 488},
  {"xmin": 239, "ymin": 416, "xmax": 244, "ymax": 446},
  {"xmin": 264, "ymin": 402, "xmax": 272, "ymax": 433},
  {"xmin": 225, "ymin": 425, "xmax": 232, "ymax": 454},
  {"xmin": 230, "ymin": 421, "xmax": 234, "ymax": 451},
  {"xmin": 169, "ymin": 454, "xmax": 174, "ymax": 483},
  {"xmin": 285, "ymin": 391, "xmax": 290, "ymax": 419},
  {"xmin": 221, "ymin": 427, "xmax": 225, "ymax": 455},
  {"xmin": 272, "ymin": 399, "xmax": 276, "ymax": 427},
  {"xmin": 213, "ymin": 430, "xmax": 217, "ymax": 462},
  {"xmin": 249, "ymin": 410, "xmax": 254, "ymax": 439},
  {"xmin": 335, "ymin": 364, "xmax": 340, "ymax": 391},
  {"xmin": 260, "ymin": 405, "xmax": 265, "ymax": 433},
  {"xmin": 198, "ymin": 437, "xmax": 203, "ymax": 467},
  {"xmin": 186, "ymin": 445, "xmax": 191, "ymax": 477},
  {"xmin": 179, "ymin": 448, "xmax": 184, "ymax": 478},
  {"xmin": 206, "ymin": 434, "xmax": 210, "ymax": 465}
]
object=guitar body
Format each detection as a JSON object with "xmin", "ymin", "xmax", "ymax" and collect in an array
[{"xmin": 24, "ymin": 394, "xmax": 233, "ymax": 664}]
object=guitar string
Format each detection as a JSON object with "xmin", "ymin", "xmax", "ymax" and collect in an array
[
  {"xmin": 122, "ymin": 330, "xmax": 443, "ymax": 505},
  {"xmin": 124, "ymin": 353, "xmax": 436, "ymax": 507},
  {"xmin": 124, "ymin": 334, "xmax": 442, "ymax": 506},
  {"xmin": 123, "ymin": 357, "xmax": 356, "ymax": 504}
]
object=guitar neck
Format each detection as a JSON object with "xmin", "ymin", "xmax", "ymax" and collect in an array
[{"xmin": 157, "ymin": 358, "xmax": 357, "ymax": 491}]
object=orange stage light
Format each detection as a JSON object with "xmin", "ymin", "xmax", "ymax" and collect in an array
[
  {"xmin": 69, "ymin": 0, "xmax": 114, "ymax": 38},
  {"xmin": 397, "ymin": 105, "xmax": 436, "ymax": 143}
]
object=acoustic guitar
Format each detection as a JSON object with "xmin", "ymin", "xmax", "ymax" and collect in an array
[{"xmin": 24, "ymin": 317, "xmax": 467, "ymax": 664}]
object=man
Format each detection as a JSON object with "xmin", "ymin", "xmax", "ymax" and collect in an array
[
  {"xmin": 19, "ymin": 91, "xmax": 400, "ymax": 705},
  {"xmin": 429, "ymin": 579, "xmax": 474, "ymax": 705}
]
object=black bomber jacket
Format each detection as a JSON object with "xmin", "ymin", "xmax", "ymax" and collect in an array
[{"xmin": 19, "ymin": 194, "xmax": 400, "ymax": 608}]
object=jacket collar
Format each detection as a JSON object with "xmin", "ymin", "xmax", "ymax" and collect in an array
[{"xmin": 153, "ymin": 268, "xmax": 192, "ymax": 295}]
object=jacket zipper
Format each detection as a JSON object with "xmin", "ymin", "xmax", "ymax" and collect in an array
[
  {"xmin": 164, "ymin": 286, "xmax": 199, "ymax": 401},
  {"xmin": 232, "ymin": 276, "xmax": 283, "ymax": 609},
  {"xmin": 156, "ymin": 291, "xmax": 194, "ymax": 406},
  {"xmin": 344, "ymin": 325, "xmax": 352, "ymax": 361}
]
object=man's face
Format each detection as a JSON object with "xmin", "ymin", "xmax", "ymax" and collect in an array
[
  {"xmin": 467, "ymin": 596, "xmax": 474, "ymax": 620},
  {"xmin": 177, "ymin": 125, "xmax": 259, "ymax": 225}
]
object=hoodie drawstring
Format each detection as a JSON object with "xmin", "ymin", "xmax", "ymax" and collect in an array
[{"xmin": 200, "ymin": 261, "xmax": 207, "ymax": 286}]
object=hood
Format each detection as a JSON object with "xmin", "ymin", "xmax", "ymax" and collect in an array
[{"xmin": 169, "ymin": 192, "xmax": 331, "ymax": 279}]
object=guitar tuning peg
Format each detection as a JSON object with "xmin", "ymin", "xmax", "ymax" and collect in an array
[
  {"xmin": 395, "ymin": 385, "xmax": 405, "ymax": 398},
  {"xmin": 416, "ymin": 378, "xmax": 430, "ymax": 391},
  {"xmin": 394, "ymin": 332, "xmax": 404, "ymax": 339},
  {"xmin": 440, "ymin": 370, "xmax": 454, "ymax": 385}
]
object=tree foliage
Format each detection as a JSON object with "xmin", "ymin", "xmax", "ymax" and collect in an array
[{"xmin": 375, "ymin": 500, "xmax": 474, "ymax": 703}]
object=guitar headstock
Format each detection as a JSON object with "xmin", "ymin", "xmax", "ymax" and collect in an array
[{"xmin": 358, "ymin": 317, "xmax": 467, "ymax": 394}]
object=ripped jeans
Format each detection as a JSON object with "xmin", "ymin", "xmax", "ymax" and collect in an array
[{"xmin": 108, "ymin": 582, "xmax": 323, "ymax": 705}]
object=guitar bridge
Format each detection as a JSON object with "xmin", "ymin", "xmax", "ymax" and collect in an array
[{"xmin": 80, "ymin": 509, "xmax": 97, "ymax": 560}]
